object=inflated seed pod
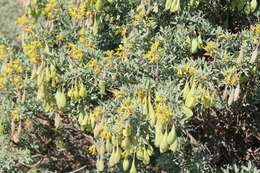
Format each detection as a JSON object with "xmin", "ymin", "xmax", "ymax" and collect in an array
[
  {"xmin": 93, "ymin": 18, "xmax": 99, "ymax": 35},
  {"xmin": 136, "ymin": 147, "xmax": 144, "ymax": 161},
  {"xmin": 96, "ymin": 158, "xmax": 104, "ymax": 171},
  {"xmin": 155, "ymin": 122, "xmax": 163, "ymax": 147},
  {"xmin": 169, "ymin": 138, "xmax": 178, "ymax": 152},
  {"xmin": 106, "ymin": 139, "xmax": 113, "ymax": 153},
  {"xmin": 59, "ymin": 90, "xmax": 66, "ymax": 108},
  {"xmin": 95, "ymin": 0, "xmax": 104, "ymax": 11},
  {"xmin": 121, "ymin": 137, "xmax": 130, "ymax": 149},
  {"xmin": 109, "ymin": 147, "xmax": 116, "ymax": 166},
  {"xmin": 165, "ymin": 0, "xmax": 173, "ymax": 10},
  {"xmin": 191, "ymin": 37, "xmax": 199, "ymax": 54},
  {"xmin": 79, "ymin": 82, "xmax": 87, "ymax": 97},
  {"xmin": 160, "ymin": 131, "xmax": 169, "ymax": 153},
  {"xmin": 143, "ymin": 148, "xmax": 150, "ymax": 164},
  {"xmin": 167, "ymin": 124, "xmax": 177, "ymax": 145},
  {"xmin": 130, "ymin": 158, "xmax": 137, "ymax": 173},
  {"xmin": 114, "ymin": 146, "xmax": 121, "ymax": 164},
  {"xmin": 148, "ymin": 94, "xmax": 156, "ymax": 126},
  {"xmin": 123, "ymin": 157, "xmax": 130, "ymax": 171}
]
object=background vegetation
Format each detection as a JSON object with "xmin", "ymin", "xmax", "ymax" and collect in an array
[{"xmin": 0, "ymin": 0, "xmax": 259, "ymax": 172}]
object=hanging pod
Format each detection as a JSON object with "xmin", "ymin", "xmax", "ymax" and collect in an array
[
  {"xmin": 95, "ymin": 0, "xmax": 104, "ymax": 11},
  {"xmin": 170, "ymin": 0, "xmax": 181, "ymax": 13},
  {"xmin": 143, "ymin": 148, "xmax": 150, "ymax": 164},
  {"xmin": 123, "ymin": 157, "xmax": 130, "ymax": 171},
  {"xmin": 169, "ymin": 137, "xmax": 178, "ymax": 152},
  {"xmin": 93, "ymin": 17, "xmax": 99, "ymax": 35},
  {"xmin": 109, "ymin": 147, "xmax": 116, "ymax": 167},
  {"xmin": 159, "ymin": 130, "xmax": 169, "ymax": 153},
  {"xmin": 106, "ymin": 139, "xmax": 113, "ymax": 153},
  {"xmin": 191, "ymin": 37, "xmax": 199, "ymax": 54},
  {"xmin": 79, "ymin": 82, "xmax": 87, "ymax": 97},
  {"xmin": 167, "ymin": 124, "xmax": 177, "ymax": 145},
  {"xmin": 148, "ymin": 93, "xmax": 156, "ymax": 126},
  {"xmin": 155, "ymin": 121, "xmax": 163, "ymax": 147},
  {"xmin": 165, "ymin": 0, "xmax": 173, "ymax": 10},
  {"xmin": 130, "ymin": 158, "xmax": 137, "ymax": 173},
  {"xmin": 96, "ymin": 158, "xmax": 105, "ymax": 171}
]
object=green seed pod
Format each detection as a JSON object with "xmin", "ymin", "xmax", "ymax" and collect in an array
[
  {"xmin": 146, "ymin": 145, "xmax": 153, "ymax": 156},
  {"xmin": 169, "ymin": 138, "xmax": 178, "ymax": 152},
  {"xmin": 106, "ymin": 139, "xmax": 113, "ymax": 153},
  {"xmin": 155, "ymin": 122, "xmax": 163, "ymax": 147},
  {"xmin": 130, "ymin": 158, "xmax": 137, "ymax": 173},
  {"xmin": 143, "ymin": 148, "xmax": 150, "ymax": 164},
  {"xmin": 99, "ymin": 142, "xmax": 106, "ymax": 156},
  {"xmin": 191, "ymin": 37, "xmax": 199, "ymax": 54},
  {"xmin": 109, "ymin": 147, "xmax": 116, "ymax": 167},
  {"xmin": 99, "ymin": 81, "xmax": 106, "ymax": 95},
  {"xmin": 73, "ymin": 86, "xmax": 79, "ymax": 99},
  {"xmin": 79, "ymin": 82, "xmax": 87, "ymax": 97},
  {"xmin": 165, "ymin": 0, "xmax": 173, "ymax": 10},
  {"xmin": 31, "ymin": 65, "xmax": 37, "ymax": 80},
  {"xmin": 45, "ymin": 67, "xmax": 51, "ymax": 82},
  {"xmin": 93, "ymin": 123, "xmax": 102, "ymax": 137},
  {"xmin": 96, "ymin": 158, "xmax": 104, "ymax": 171},
  {"xmin": 93, "ymin": 18, "xmax": 99, "ymax": 35},
  {"xmin": 37, "ymin": 72, "xmax": 45, "ymax": 87},
  {"xmin": 67, "ymin": 87, "xmax": 73, "ymax": 98},
  {"xmin": 114, "ymin": 146, "xmax": 121, "ymax": 164},
  {"xmin": 95, "ymin": 0, "xmax": 104, "ymax": 11},
  {"xmin": 167, "ymin": 124, "xmax": 177, "ymax": 145},
  {"xmin": 136, "ymin": 147, "xmax": 144, "ymax": 161},
  {"xmin": 37, "ymin": 85, "xmax": 45, "ymax": 101},
  {"xmin": 111, "ymin": 135, "xmax": 118, "ymax": 146},
  {"xmin": 183, "ymin": 81, "xmax": 190, "ymax": 100},
  {"xmin": 170, "ymin": 0, "xmax": 181, "ymax": 12},
  {"xmin": 123, "ymin": 157, "xmax": 130, "ymax": 171},
  {"xmin": 160, "ymin": 131, "xmax": 169, "ymax": 153},
  {"xmin": 148, "ymin": 94, "xmax": 156, "ymax": 126},
  {"xmin": 59, "ymin": 90, "xmax": 66, "ymax": 108},
  {"xmin": 78, "ymin": 112, "xmax": 84, "ymax": 126},
  {"xmin": 121, "ymin": 137, "xmax": 130, "ymax": 149}
]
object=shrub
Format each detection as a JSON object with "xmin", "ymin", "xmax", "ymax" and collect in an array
[{"xmin": 0, "ymin": 0, "xmax": 259, "ymax": 172}]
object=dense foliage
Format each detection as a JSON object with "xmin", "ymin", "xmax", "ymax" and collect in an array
[{"xmin": 0, "ymin": 0, "xmax": 259, "ymax": 172}]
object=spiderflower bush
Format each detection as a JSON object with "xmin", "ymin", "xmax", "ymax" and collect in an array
[{"xmin": 0, "ymin": 0, "xmax": 259, "ymax": 172}]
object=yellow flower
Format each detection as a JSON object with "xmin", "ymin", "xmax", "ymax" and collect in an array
[
  {"xmin": 17, "ymin": 15, "xmax": 29, "ymax": 27},
  {"xmin": 0, "ymin": 45, "xmax": 10, "ymax": 59},
  {"xmin": 87, "ymin": 59, "xmax": 98, "ymax": 68},
  {"xmin": 88, "ymin": 145, "xmax": 97, "ymax": 155},
  {"xmin": 56, "ymin": 34, "xmax": 64, "ymax": 41},
  {"xmin": 155, "ymin": 103, "xmax": 173, "ymax": 123}
]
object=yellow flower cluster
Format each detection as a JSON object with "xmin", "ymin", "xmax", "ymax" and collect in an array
[
  {"xmin": 24, "ymin": 41, "xmax": 43, "ymax": 64},
  {"xmin": 224, "ymin": 67, "xmax": 239, "ymax": 85},
  {"xmin": 10, "ymin": 110, "xmax": 21, "ymax": 121},
  {"xmin": 0, "ymin": 77, "xmax": 6, "ymax": 89},
  {"xmin": 112, "ymin": 90, "xmax": 127, "ymax": 100},
  {"xmin": 0, "ymin": 44, "xmax": 11, "ymax": 59},
  {"xmin": 87, "ymin": 58, "xmax": 101, "ymax": 74},
  {"xmin": 17, "ymin": 15, "xmax": 29, "ymax": 27},
  {"xmin": 68, "ymin": 3, "xmax": 86, "ymax": 20},
  {"xmin": 88, "ymin": 145, "xmax": 97, "ymax": 155},
  {"xmin": 203, "ymin": 41, "xmax": 217, "ymax": 57},
  {"xmin": 144, "ymin": 41, "xmax": 163, "ymax": 64},
  {"xmin": 176, "ymin": 64, "xmax": 196, "ymax": 76},
  {"xmin": 44, "ymin": 0, "xmax": 59, "ymax": 19},
  {"xmin": 68, "ymin": 43, "xmax": 84, "ymax": 61},
  {"xmin": 155, "ymin": 102, "xmax": 173, "ymax": 124},
  {"xmin": 78, "ymin": 29, "xmax": 94, "ymax": 51},
  {"xmin": 117, "ymin": 97, "xmax": 136, "ymax": 117}
]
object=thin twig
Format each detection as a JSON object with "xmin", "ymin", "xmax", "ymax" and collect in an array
[{"xmin": 69, "ymin": 165, "xmax": 87, "ymax": 173}]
